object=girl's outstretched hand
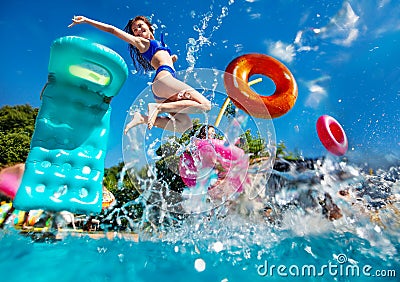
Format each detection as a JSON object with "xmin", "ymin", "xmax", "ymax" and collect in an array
[{"xmin": 68, "ymin": 16, "xmax": 87, "ymax": 28}]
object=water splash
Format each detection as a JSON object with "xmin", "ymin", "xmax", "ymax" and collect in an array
[
  {"xmin": 181, "ymin": 168, "xmax": 218, "ymax": 213},
  {"xmin": 112, "ymin": 154, "xmax": 400, "ymax": 259},
  {"xmin": 186, "ymin": 0, "xmax": 235, "ymax": 68}
]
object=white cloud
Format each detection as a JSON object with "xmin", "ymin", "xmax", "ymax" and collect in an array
[
  {"xmin": 304, "ymin": 76, "xmax": 331, "ymax": 109},
  {"xmin": 266, "ymin": 40, "xmax": 296, "ymax": 63},
  {"xmin": 317, "ymin": 1, "xmax": 360, "ymax": 47},
  {"xmin": 293, "ymin": 30, "xmax": 319, "ymax": 53},
  {"xmin": 332, "ymin": 28, "xmax": 359, "ymax": 47},
  {"xmin": 249, "ymin": 13, "xmax": 261, "ymax": 20}
]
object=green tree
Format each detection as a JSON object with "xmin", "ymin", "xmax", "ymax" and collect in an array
[
  {"xmin": 0, "ymin": 104, "xmax": 38, "ymax": 166},
  {"xmin": 235, "ymin": 129, "xmax": 269, "ymax": 160},
  {"xmin": 223, "ymin": 100, "xmax": 236, "ymax": 118},
  {"xmin": 276, "ymin": 141, "xmax": 301, "ymax": 160},
  {"xmin": 99, "ymin": 162, "xmax": 143, "ymax": 231}
]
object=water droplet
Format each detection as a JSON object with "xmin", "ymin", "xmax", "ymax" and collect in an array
[
  {"xmin": 194, "ymin": 258, "xmax": 206, "ymax": 272},
  {"xmin": 212, "ymin": 241, "xmax": 224, "ymax": 253},
  {"xmin": 118, "ymin": 253, "xmax": 124, "ymax": 262}
]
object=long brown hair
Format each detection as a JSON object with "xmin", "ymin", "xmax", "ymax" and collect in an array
[
  {"xmin": 123, "ymin": 15, "xmax": 154, "ymax": 73},
  {"xmin": 197, "ymin": 125, "xmax": 215, "ymax": 139}
]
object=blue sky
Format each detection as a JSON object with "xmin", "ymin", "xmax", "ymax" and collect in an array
[{"xmin": 1, "ymin": 0, "xmax": 399, "ymax": 168}]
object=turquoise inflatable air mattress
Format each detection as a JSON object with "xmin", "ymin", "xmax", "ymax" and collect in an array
[{"xmin": 13, "ymin": 36, "xmax": 128, "ymax": 214}]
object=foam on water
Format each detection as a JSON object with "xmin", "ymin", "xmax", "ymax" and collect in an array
[{"xmin": 1, "ymin": 161, "xmax": 398, "ymax": 281}]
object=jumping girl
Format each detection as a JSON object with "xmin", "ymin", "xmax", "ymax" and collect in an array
[{"xmin": 68, "ymin": 15, "xmax": 211, "ymax": 133}]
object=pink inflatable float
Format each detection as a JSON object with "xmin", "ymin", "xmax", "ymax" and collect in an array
[
  {"xmin": 316, "ymin": 115, "xmax": 348, "ymax": 156},
  {"xmin": 0, "ymin": 163, "xmax": 25, "ymax": 199},
  {"xmin": 179, "ymin": 139, "xmax": 249, "ymax": 193}
]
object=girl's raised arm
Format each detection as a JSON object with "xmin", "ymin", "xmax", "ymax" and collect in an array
[{"xmin": 68, "ymin": 16, "xmax": 146, "ymax": 51}]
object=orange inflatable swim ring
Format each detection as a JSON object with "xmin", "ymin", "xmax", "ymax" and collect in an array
[{"xmin": 224, "ymin": 54, "xmax": 298, "ymax": 119}]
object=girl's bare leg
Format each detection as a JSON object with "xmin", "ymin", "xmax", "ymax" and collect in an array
[
  {"xmin": 124, "ymin": 112, "xmax": 145, "ymax": 134},
  {"xmin": 146, "ymin": 98, "xmax": 209, "ymax": 130},
  {"xmin": 151, "ymin": 73, "xmax": 212, "ymax": 112},
  {"xmin": 124, "ymin": 110, "xmax": 192, "ymax": 133},
  {"xmin": 147, "ymin": 104, "xmax": 161, "ymax": 130},
  {"xmin": 125, "ymin": 71, "xmax": 212, "ymax": 133},
  {"xmin": 152, "ymin": 113, "xmax": 192, "ymax": 132}
]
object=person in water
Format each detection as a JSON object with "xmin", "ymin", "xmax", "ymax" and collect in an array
[
  {"xmin": 197, "ymin": 124, "xmax": 216, "ymax": 139},
  {"xmin": 68, "ymin": 15, "xmax": 211, "ymax": 133}
]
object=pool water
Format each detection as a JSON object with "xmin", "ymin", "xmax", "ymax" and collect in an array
[
  {"xmin": 0, "ymin": 229, "xmax": 396, "ymax": 282},
  {"xmin": 1, "ymin": 160, "xmax": 399, "ymax": 282}
]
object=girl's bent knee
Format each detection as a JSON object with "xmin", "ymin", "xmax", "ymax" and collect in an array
[{"xmin": 203, "ymin": 100, "xmax": 212, "ymax": 112}]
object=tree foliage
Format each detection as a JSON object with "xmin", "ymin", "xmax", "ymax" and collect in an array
[
  {"xmin": 100, "ymin": 162, "xmax": 143, "ymax": 231},
  {"xmin": 276, "ymin": 141, "xmax": 301, "ymax": 160},
  {"xmin": 0, "ymin": 104, "xmax": 38, "ymax": 166}
]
